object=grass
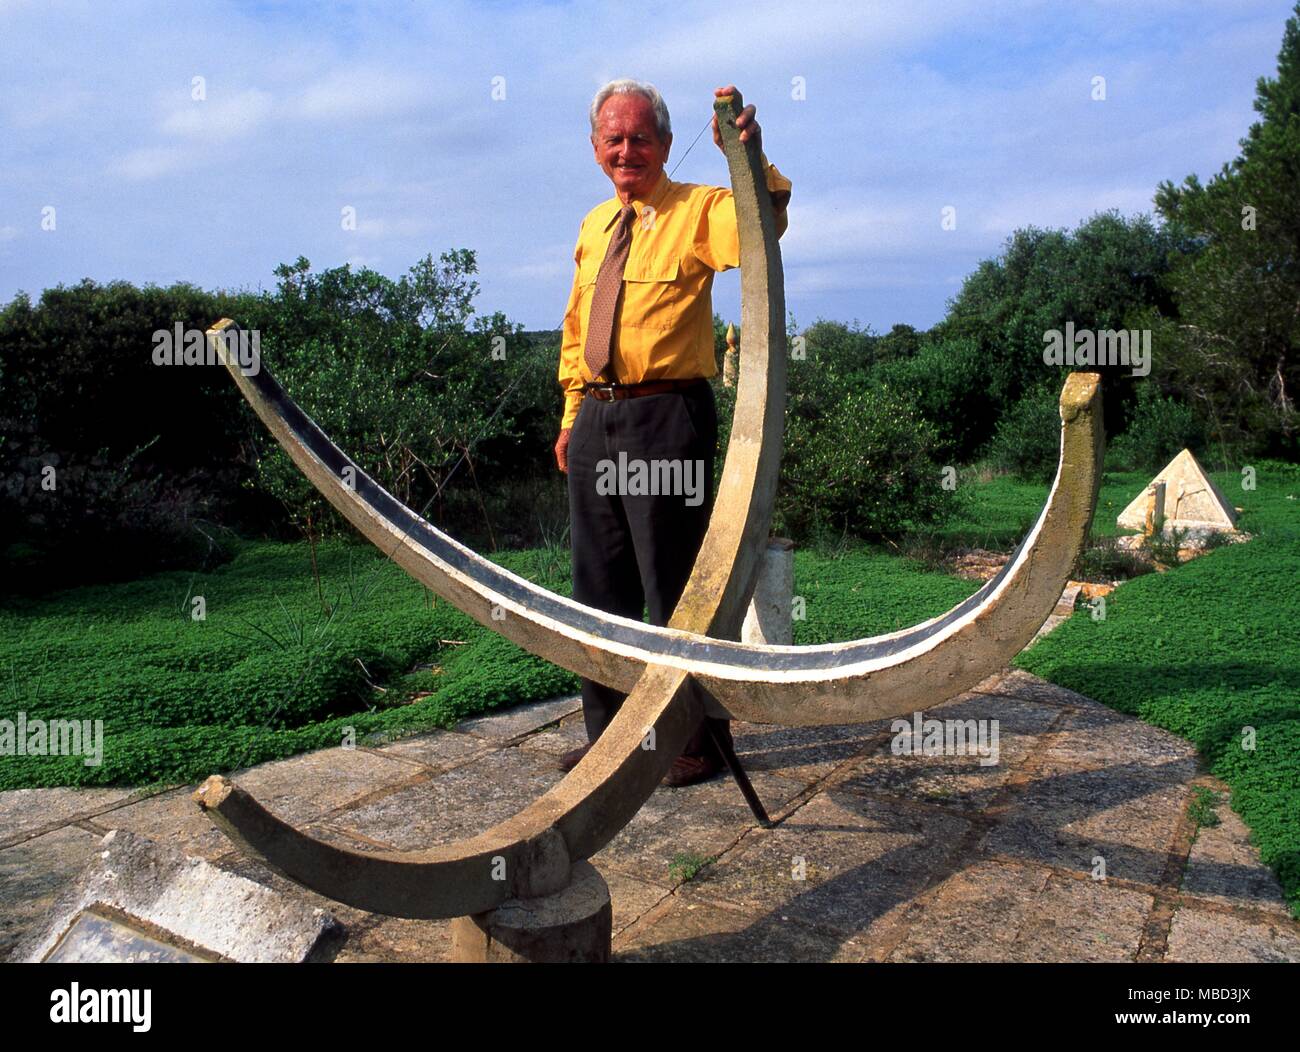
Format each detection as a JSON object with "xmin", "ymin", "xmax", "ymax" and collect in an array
[{"xmin": 936, "ymin": 466, "xmax": 1185, "ymax": 549}]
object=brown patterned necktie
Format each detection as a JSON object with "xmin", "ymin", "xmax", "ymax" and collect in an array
[{"xmin": 583, "ymin": 203, "xmax": 637, "ymax": 382}]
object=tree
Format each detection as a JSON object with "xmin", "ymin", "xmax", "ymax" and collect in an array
[
  {"xmin": 1152, "ymin": 2, "xmax": 1300, "ymax": 459},
  {"xmin": 935, "ymin": 211, "xmax": 1185, "ymax": 448},
  {"xmin": 246, "ymin": 252, "xmax": 544, "ymax": 570}
]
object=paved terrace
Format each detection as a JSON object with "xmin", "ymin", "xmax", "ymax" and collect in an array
[{"xmin": 3, "ymin": 670, "xmax": 1297, "ymax": 962}]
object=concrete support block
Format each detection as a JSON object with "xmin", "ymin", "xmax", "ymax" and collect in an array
[
  {"xmin": 449, "ymin": 861, "xmax": 611, "ymax": 963},
  {"xmin": 742, "ymin": 537, "xmax": 794, "ymax": 645}
]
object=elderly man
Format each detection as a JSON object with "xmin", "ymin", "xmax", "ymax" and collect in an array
[{"xmin": 555, "ymin": 79, "xmax": 791, "ymax": 787}]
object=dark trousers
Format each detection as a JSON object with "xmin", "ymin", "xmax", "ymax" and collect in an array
[{"xmin": 567, "ymin": 379, "xmax": 732, "ymax": 762}]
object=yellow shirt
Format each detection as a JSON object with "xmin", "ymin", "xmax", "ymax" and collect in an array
[{"xmin": 557, "ymin": 157, "xmax": 792, "ymax": 430}]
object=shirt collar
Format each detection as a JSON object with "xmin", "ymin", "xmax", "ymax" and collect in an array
[{"xmin": 601, "ymin": 170, "xmax": 671, "ymax": 231}]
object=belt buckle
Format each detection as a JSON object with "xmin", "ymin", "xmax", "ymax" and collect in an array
[{"xmin": 586, "ymin": 381, "xmax": 620, "ymax": 400}]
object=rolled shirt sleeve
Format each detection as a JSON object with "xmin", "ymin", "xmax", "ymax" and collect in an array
[
  {"xmin": 556, "ymin": 235, "xmax": 586, "ymax": 430},
  {"xmin": 692, "ymin": 154, "xmax": 791, "ymax": 273}
]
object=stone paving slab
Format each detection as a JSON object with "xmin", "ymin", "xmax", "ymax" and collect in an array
[
  {"xmin": 835, "ymin": 694, "xmax": 1060, "ymax": 811},
  {"xmin": 729, "ymin": 718, "xmax": 882, "ymax": 785},
  {"xmin": 1036, "ymin": 704, "xmax": 1201, "ymax": 781},
  {"xmin": 1181, "ymin": 805, "xmax": 1293, "ymax": 917},
  {"xmin": 453, "ymin": 695, "xmax": 580, "ymax": 741},
  {"xmin": 970, "ymin": 668, "xmax": 1100, "ymax": 709},
  {"xmin": 591, "ymin": 768, "xmax": 807, "ymax": 885},
  {"xmin": 229, "ymin": 746, "xmax": 428, "ymax": 823},
  {"xmin": 516, "ymin": 710, "xmax": 589, "ymax": 758},
  {"xmin": 320, "ymin": 747, "xmax": 566, "ymax": 851},
  {"xmin": 3, "ymin": 677, "xmax": 1297, "ymax": 963},
  {"xmin": 614, "ymin": 895, "xmax": 868, "ymax": 963},
  {"xmin": 886, "ymin": 860, "xmax": 1152, "ymax": 963},
  {"xmin": 603, "ymin": 870, "xmax": 674, "ymax": 937},
  {"xmin": 334, "ymin": 915, "xmax": 453, "ymax": 963},
  {"xmin": 0, "ymin": 786, "xmax": 143, "ymax": 848},
  {"xmin": 979, "ymin": 764, "xmax": 1192, "ymax": 886},
  {"xmin": 679, "ymin": 791, "xmax": 971, "ymax": 943},
  {"xmin": 83, "ymin": 746, "xmax": 427, "ymax": 864},
  {"xmin": 1164, "ymin": 906, "xmax": 1300, "ymax": 963},
  {"xmin": 374, "ymin": 729, "xmax": 488, "ymax": 771},
  {"xmin": 87, "ymin": 785, "xmax": 240, "ymax": 862}
]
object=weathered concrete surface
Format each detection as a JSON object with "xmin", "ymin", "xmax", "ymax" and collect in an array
[
  {"xmin": 1182, "ymin": 806, "xmax": 1293, "ymax": 916},
  {"xmin": 516, "ymin": 709, "xmax": 590, "ymax": 760},
  {"xmin": 92, "ymin": 747, "xmax": 426, "ymax": 863},
  {"xmin": 0, "ymin": 786, "xmax": 142, "ymax": 848},
  {"xmin": 449, "ymin": 861, "xmax": 612, "ymax": 963},
  {"xmin": 886, "ymin": 861, "xmax": 1153, "ymax": 963},
  {"xmin": 13, "ymin": 829, "xmax": 342, "ymax": 963},
  {"xmin": 319, "ymin": 748, "xmax": 567, "ymax": 851},
  {"xmin": 4, "ymin": 681, "xmax": 1297, "ymax": 962},
  {"xmin": 1165, "ymin": 908, "xmax": 1300, "ymax": 963},
  {"xmin": 452, "ymin": 696, "xmax": 580, "ymax": 742},
  {"xmin": 0, "ymin": 826, "xmax": 102, "ymax": 961},
  {"xmin": 741, "ymin": 538, "xmax": 795, "ymax": 645}
]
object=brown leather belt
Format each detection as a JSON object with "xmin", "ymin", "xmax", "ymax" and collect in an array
[{"xmin": 581, "ymin": 377, "xmax": 706, "ymax": 401}]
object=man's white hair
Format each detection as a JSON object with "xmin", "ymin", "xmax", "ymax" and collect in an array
[{"xmin": 589, "ymin": 79, "xmax": 672, "ymax": 141}]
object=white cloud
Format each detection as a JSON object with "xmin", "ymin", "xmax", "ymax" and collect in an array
[
  {"xmin": 975, "ymin": 184, "xmax": 1156, "ymax": 235},
  {"xmin": 780, "ymin": 198, "xmax": 943, "ymax": 262},
  {"xmin": 160, "ymin": 88, "xmax": 274, "ymax": 142},
  {"xmin": 293, "ymin": 69, "xmax": 427, "ymax": 122},
  {"xmin": 109, "ymin": 145, "xmax": 198, "ymax": 181}
]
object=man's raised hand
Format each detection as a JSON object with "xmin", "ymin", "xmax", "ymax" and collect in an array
[{"xmin": 711, "ymin": 84, "xmax": 761, "ymax": 153}]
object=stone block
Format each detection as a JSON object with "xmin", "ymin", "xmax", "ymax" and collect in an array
[{"xmin": 14, "ymin": 829, "xmax": 342, "ymax": 963}]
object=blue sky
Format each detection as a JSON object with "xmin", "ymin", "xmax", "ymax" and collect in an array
[{"xmin": 0, "ymin": 0, "xmax": 1294, "ymax": 333}]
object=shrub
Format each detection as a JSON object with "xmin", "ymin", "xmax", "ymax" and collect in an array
[
  {"xmin": 872, "ymin": 336, "xmax": 990, "ymax": 461},
  {"xmin": 985, "ymin": 385, "xmax": 1061, "ymax": 483},
  {"xmin": 1072, "ymin": 534, "xmax": 1153, "ymax": 582},
  {"xmin": 1108, "ymin": 384, "xmax": 1208, "ymax": 472},
  {"xmin": 776, "ymin": 382, "xmax": 959, "ymax": 540}
]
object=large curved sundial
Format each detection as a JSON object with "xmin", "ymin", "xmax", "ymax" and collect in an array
[{"xmin": 194, "ymin": 93, "xmax": 1104, "ymax": 959}]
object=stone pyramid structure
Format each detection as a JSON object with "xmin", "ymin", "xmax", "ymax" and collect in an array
[{"xmin": 1117, "ymin": 448, "xmax": 1239, "ymax": 533}]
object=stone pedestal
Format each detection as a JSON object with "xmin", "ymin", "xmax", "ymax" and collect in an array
[
  {"xmin": 449, "ymin": 860, "xmax": 611, "ymax": 963},
  {"xmin": 741, "ymin": 537, "xmax": 795, "ymax": 645}
]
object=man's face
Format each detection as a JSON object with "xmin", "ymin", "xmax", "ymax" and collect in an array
[{"xmin": 591, "ymin": 93, "xmax": 672, "ymax": 202}]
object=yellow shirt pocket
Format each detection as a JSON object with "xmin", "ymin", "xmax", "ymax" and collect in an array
[{"xmin": 620, "ymin": 256, "xmax": 682, "ymax": 332}]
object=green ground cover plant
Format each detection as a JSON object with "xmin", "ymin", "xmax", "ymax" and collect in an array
[
  {"xmin": 0, "ymin": 532, "xmax": 980, "ymax": 792},
  {"xmin": 0, "ymin": 539, "xmax": 580, "ymax": 788}
]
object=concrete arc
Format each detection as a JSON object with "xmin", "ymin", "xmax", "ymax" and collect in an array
[
  {"xmin": 195, "ymin": 93, "xmax": 788, "ymax": 919},
  {"xmin": 211, "ymin": 314, "xmax": 1102, "ymax": 724}
]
